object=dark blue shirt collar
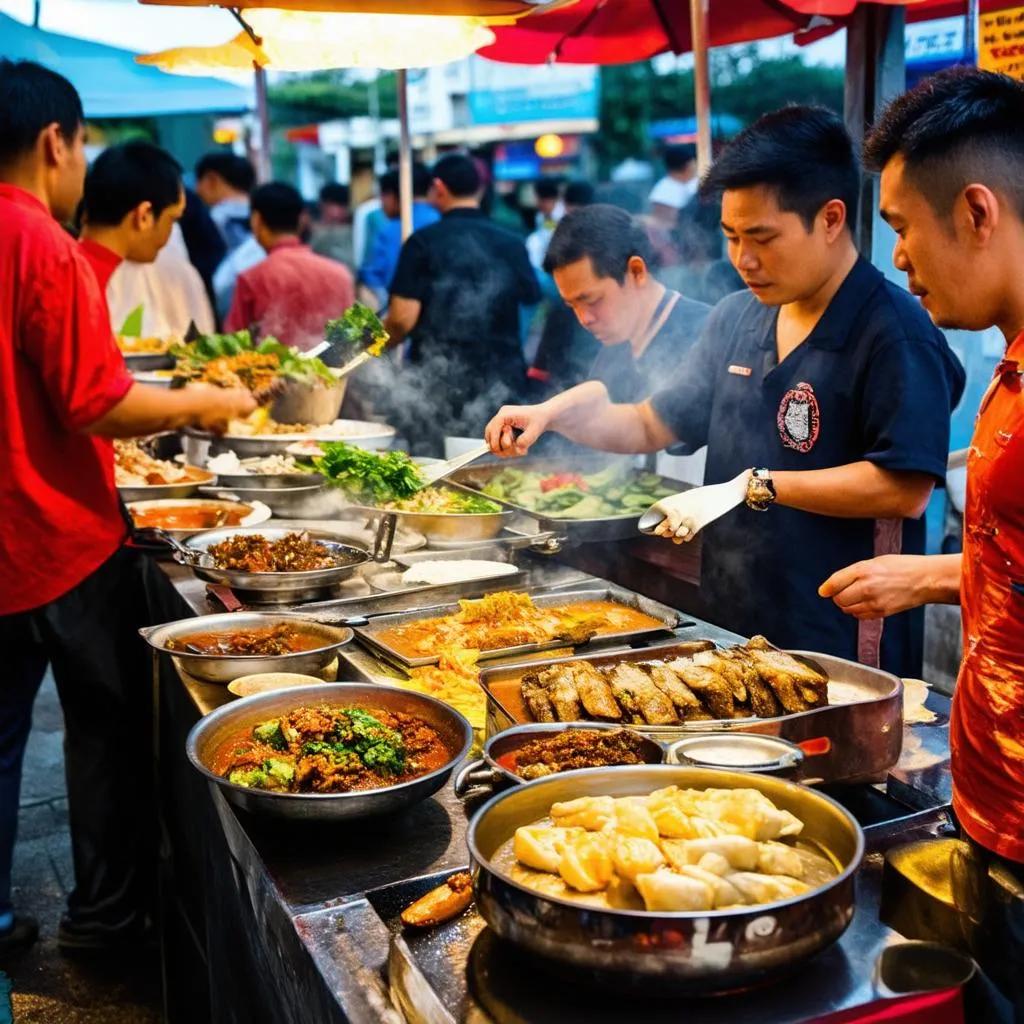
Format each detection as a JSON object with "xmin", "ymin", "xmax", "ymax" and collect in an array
[{"xmin": 756, "ymin": 255, "xmax": 885, "ymax": 352}]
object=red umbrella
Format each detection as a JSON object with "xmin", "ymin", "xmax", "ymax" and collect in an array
[{"xmin": 479, "ymin": 0, "xmax": 999, "ymax": 65}]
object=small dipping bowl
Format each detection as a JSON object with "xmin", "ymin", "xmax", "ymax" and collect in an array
[
  {"xmin": 666, "ymin": 733, "xmax": 805, "ymax": 776},
  {"xmin": 227, "ymin": 672, "xmax": 327, "ymax": 699}
]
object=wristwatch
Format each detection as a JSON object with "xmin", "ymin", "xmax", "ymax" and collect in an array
[{"xmin": 745, "ymin": 468, "xmax": 776, "ymax": 512}]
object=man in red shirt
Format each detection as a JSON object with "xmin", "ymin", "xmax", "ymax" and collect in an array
[
  {"xmin": 78, "ymin": 139, "xmax": 186, "ymax": 292},
  {"xmin": 819, "ymin": 68, "xmax": 1024, "ymax": 1007},
  {"xmin": 225, "ymin": 181, "xmax": 355, "ymax": 349},
  {"xmin": 0, "ymin": 60, "xmax": 254, "ymax": 958}
]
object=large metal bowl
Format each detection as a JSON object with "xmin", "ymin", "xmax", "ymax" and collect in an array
[
  {"xmin": 123, "ymin": 351, "xmax": 174, "ymax": 371},
  {"xmin": 118, "ymin": 468, "xmax": 217, "ymax": 504},
  {"xmin": 184, "ymin": 420, "xmax": 396, "ymax": 460},
  {"xmin": 351, "ymin": 504, "xmax": 514, "ymax": 544},
  {"xmin": 180, "ymin": 526, "xmax": 372, "ymax": 601},
  {"xmin": 468, "ymin": 764, "xmax": 864, "ymax": 993},
  {"xmin": 199, "ymin": 482, "xmax": 347, "ymax": 519},
  {"xmin": 141, "ymin": 611, "xmax": 354, "ymax": 684},
  {"xmin": 186, "ymin": 682, "xmax": 473, "ymax": 820},
  {"xmin": 270, "ymin": 377, "xmax": 348, "ymax": 426}
]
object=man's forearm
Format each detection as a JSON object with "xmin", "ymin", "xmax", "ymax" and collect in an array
[
  {"xmin": 920, "ymin": 553, "xmax": 963, "ymax": 605},
  {"xmin": 547, "ymin": 385, "xmax": 670, "ymax": 453},
  {"xmin": 772, "ymin": 462, "xmax": 934, "ymax": 520},
  {"xmin": 87, "ymin": 385, "xmax": 225, "ymax": 438}
]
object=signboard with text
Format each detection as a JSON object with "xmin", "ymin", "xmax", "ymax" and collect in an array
[{"xmin": 980, "ymin": 5, "xmax": 1024, "ymax": 79}]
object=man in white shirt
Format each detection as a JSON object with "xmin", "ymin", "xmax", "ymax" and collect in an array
[{"xmin": 648, "ymin": 143, "xmax": 698, "ymax": 227}]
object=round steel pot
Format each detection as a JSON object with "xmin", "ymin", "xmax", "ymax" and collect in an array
[
  {"xmin": 352, "ymin": 504, "xmax": 514, "ymax": 544},
  {"xmin": 455, "ymin": 722, "xmax": 664, "ymax": 798},
  {"xmin": 199, "ymin": 483, "xmax": 347, "ymax": 520},
  {"xmin": 124, "ymin": 351, "xmax": 174, "ymax": 371},
  {"xmin": 140, "ymin": 611, "xmax": 354, "ymax": 684},
  {"xmin": 186, "ymin": 682, "xmax": 473, "ymax": 820},
  {"xmin": 270, "ymin": 378, "xmax": 348, "ymax": 427},
  {"xmin": 213, "ymin": 470, "xmax": 319, "ymax": 490},
  {"xmin": 180, "ymin": 526, "xmax": 372, "ymax": 600},
  {"xmin": 666, "ymin": 733, "xmax": 806, "ymax": 777},
  {"xmin": 468, "ymin": 764, "xmax": 863, "ymax": 993}
]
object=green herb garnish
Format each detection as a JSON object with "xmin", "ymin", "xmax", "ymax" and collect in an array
[{"xmin": 312, "ymin": 442, "xmax": 423, "ymax": 505}]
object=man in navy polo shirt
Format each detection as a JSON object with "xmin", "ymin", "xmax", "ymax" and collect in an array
[{"xmin": 485, "ymin": 106, "xmax": 965, "ymax": 677}]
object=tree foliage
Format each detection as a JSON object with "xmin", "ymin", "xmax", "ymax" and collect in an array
[
  {"xmin": 267, "ymin": 70, "xmax": 398, "ymax": 125},
  {"xmin": 597, "ymin": 46, "xmax": 845, "ymax": 170}
]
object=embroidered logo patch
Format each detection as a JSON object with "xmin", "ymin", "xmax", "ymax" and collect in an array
[
  {"xmin": 777, "ymin": 382, "xmax": 820, "ymax": 453},
  {"xmin": 728, "ymin": 364, "xmax": 753, "ymax": 377}
]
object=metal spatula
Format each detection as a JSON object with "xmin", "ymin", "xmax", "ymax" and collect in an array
[
  {"xmin": 637, "ymin": 471, "xmax": 750, "ymax": 541},
  {"xmin": 414, "ymin": 443, "xmax": 492, "ymax": 490}
]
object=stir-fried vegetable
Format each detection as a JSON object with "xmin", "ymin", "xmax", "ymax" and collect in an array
[
  {"xmin": 171, "ymin": 330, "xmax": 337, "ymax": 387},
  {"xmin": 324, "ymin": 303, "xmax": 389, "ymax": 357},
  {"xmin": 312, "ymin": 442, "xmax": 423, "ymax": 504},
  {"xmin": 481, "ymin": 465, "xmax": 675, "ymax": 518},
  {"xmin": 384, "ymin": 488, "xmax": 501, "ymax": 515}
]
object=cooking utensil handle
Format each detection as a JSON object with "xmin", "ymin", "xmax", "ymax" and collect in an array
[
  {"xmin": 373, "ymin": 512, "xmax": 397, "ymax": 562},
  {"xmin": 418, "ymin": 443, "xmax": 492, "ymax": 487},
  {"xmin": 496, "ymin": 530, "xmax": 565, "ymax": 554},
  {"xmin": 130, "ymin": 526, "xmax": 195, "ymax": 561},
  {"xmin": 453, "ymin": 759, "xmax": 500, "ymax": 799}
]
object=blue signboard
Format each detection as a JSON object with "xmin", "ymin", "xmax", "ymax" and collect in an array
[{"xmin": 469, "ymin": 83, "xmax": 599, "ymax": 126}]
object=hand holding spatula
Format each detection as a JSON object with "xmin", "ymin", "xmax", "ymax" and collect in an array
[{"xmin": 638, "ymin": 470, "xmax": 751, "ymax": 543}]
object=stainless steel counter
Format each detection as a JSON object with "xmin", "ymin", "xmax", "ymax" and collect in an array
[{"xmin": 153, "ymin": 551, "xmax": 965, "ymax": 1024}]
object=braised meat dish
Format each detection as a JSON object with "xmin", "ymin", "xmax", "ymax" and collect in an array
[
  {"xmin": 207, "ymin": 532, "xmax": 347, "ymax": 572},
  {"xmin": 520, "ymin": 637, "xmax": 829, "ymax": 726},
  {"xmin": 497, "ymin": 729, "xmax": 651, "ymax": 781},
  {"xmin": 167, "ymin": 623, "xmax": 324, "ymax": 657},
  {"xmin": 210, "ymin": 705, "xmax": 450, "ymax": 793}
]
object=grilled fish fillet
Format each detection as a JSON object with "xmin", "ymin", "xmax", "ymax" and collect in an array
[
  {"xmin": 521, "ymin": 673, "xmax": 556, "ymax": 723},
  {"xmin": 744, "ymin": 636, "xmax": 828, "ymax": 712},
  {"xmin": 539, "ymin": 666, "xmax": 584, "ymax": 721},
  {"xmin": 665, "ymin": 659, "xmax": 737, "ymax": 720},
  {"xmin": 568, "ymin": 662, "xmax": 622, "ymax": 720},
  {"xmin": 606, "ymin": 664, "xmax": 678, "ymax": 725},
  {"xmin": 643, "ymin": 664, "xmax": 713, "ymax": 721}
]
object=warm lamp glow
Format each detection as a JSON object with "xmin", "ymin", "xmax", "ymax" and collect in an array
[{"xmin": 534, "ymin": 132, "xmax": 564, "ymax": 158}]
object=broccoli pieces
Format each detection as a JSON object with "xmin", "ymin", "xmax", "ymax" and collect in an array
[
  {"xmin": 227, "ymin": 766, "xmax": 270, "ymax": 789},
  {"xmin": 265, "ymin": 758, "xmax": 295, "ymax": 789},
  {"xmin": 252, "ymin": 718, "xmax": 289, "ymax": 751}
]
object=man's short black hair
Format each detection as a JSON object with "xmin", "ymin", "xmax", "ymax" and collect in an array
[
  {"xmin": 251, "ymin": 182, "xmax": 304, "ymax": 233},
  {"xmin": 664, "ymin": 143, "xmax": 697, "ymax": 172},
  {"xmin": 0, "ymin": 60, "xmax": 83, "ymax": 166},
  {"xmin": 864, "ymin": 66, "xmax": 1024, "ymax": 220},
  {"xmin": 543, "ymin": 203, "xmax": 653, "ymax": 283},
  {"xmin": 535, "ymin": 179, "xmax": 560, "ymax": 201},
  {"xmin": 84, "ymin": 142, "xmax": 183, "ymax": 226},
  {"xmin": 432, "ymin": 153, "xmax": 480, "ymax": 198},
  {"xmin": 319, "ymin": 182, "xmax": 349, "ymax": 206},
  {"xmin": 701, "ymin": 106, "xmax": 859, "ymax": 231},
  {"xmin": 564, "ymin": 181, "xmax": 595, "ymax": 207},
  {"xmin": 194, "ymin": 151, "xmax": 255, "ymax": 194},
  {"xmin": 380, "ymin": 163, "xmax": 432, "ymax": 199}
]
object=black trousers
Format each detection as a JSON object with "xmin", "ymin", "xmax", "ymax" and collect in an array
[{"xmin": 0, "ymin": 545, "xmax": 169, "ymax": 933}]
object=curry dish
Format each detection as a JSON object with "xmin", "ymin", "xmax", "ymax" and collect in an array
[
  {"xmin": 497, "ymin": 729, "xmax": 651, "ymax": 780},
  {"xmin": 131, "ymin": 503, "xmax": 251, "ymax": 530},
  {"xmin": 210, "ymin": 704, "xmax": 450, "ymax": 793},
  {"xmin": 495, "ymin": 786, "xmax": 838, "ymax": 913},
  {"xmin": 372, "ymin": 592, "xmax": 665, "ymax": 660},
  {"xmin": 167, "ymin": 623, "xmax": 325, "ymax": 657}
]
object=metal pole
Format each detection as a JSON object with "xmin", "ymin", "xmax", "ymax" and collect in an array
[
  {"xmin": 32, "ymin": 0, "xmax": 41, "ymax": 28},
  {"xmin": 965, "ymin": 0, "xmax": 980, "ymax": 66},
  {"xmin": 254, "ymin": 66, "xmax": 272, "ymax": 183},
  {"xmin": 689, "ymin": 0, "xmax": 713, "ymax": 174},
  {"xmin": 397, "ymin": 68, "xmax": 413, "ymax": 242}
]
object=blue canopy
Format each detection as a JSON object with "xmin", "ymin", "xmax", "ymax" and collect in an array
[
  {"xmin": 0, "ymin": 12, "xmax": 251, "ymax": 118},
  {"xmin": 650, "ymin": 115, "xmax": 744, "ymax": 142}
]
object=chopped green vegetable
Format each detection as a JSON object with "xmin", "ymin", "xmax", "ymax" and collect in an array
[
  {"xmin": 171, "ymin": 329, "xmax": 337, "ymax": 387},
  {"xmin": 227, "ymin": 766, "xmax": 269, "ymax": 789},
  {"xmin": 324, "ymin": 304, "xmax": 389, "ymax": 357},
  {"xmin": 252, "ymin": 719, "xmax": 288, "ymax": 752},
  {"xmin": 312, "ymin": 442, "xmax": 423, "ymax": 504},
  {"xmin": 265, "ymin": 758, "xmax": 296, "ymax": 788},
  {"xmin": 384, "ymin": 488, "xmax": 500, "ymax": 515},
  {"xmin": 119, "ymin": 304, "xmax": 144, "ymax": 337}
]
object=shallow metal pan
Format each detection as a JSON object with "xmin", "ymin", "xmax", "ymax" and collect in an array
[
  {"xmin": 451, "ymin": 457, "xmax": 693, "ymax": 543},
  {"xmin": 179, "ymin": 526, "xmax": 372, "ymax": 600},
  {"xmin": 186, "ymin": 682, "xmax": 472, "ymax": 820},
  {"xmin": 141, "ymin": 611, "xmax": 354, "ymax": 684},
  {"xmin": 479, "ymin": 643, "xmax": 903, "ymax": 785},
  {"xmin": 468, "ymin": 764, "xmax": 864, "ymax": 993},
  {"xmin": 353, "ymin": 585, "xmax": 682, "ymax": 669},
  {"xmin": 117, "ymin": 467, "xmax": 216, "ymax": 503}
]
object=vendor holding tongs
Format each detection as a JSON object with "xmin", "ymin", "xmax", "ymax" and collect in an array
[{"xmin": 487, "ymin": 105, "xmax": 964, "ymax": 679}]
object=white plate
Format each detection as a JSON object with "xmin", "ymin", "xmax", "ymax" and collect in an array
[
  {"xmin": 127, "ymin": 498, "xmax": 272, "ymax": 539},
  {"xmin": 227, "ymin": 673, "xmax": 327, "ymax": 698}
]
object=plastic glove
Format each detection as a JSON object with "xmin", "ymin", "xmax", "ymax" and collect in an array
[{"xmin": 638, "ymin": 471, "xmax": 751, "ymax": 544}]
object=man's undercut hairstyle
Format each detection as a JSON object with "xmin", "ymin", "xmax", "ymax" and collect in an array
[
  {"xmin": 432, "ymin": 153, "xmax": 480, "ymax": 198},
  {"xmin": 543, "ymin": 203, "xmax": 653, "ymax": 283},
  {"xmin": 535, "ymin": 179, "xmax": 560, "ymax": 201},
  {"xmin": 664, "ymin": 143, "xmax": 697, "ymax": 172},
  {"xmin": 700, "ymin": 105, "xmax": 859, "ymax": 231},
  {"xmin": 251, "ymin": 182, "xmax": 305, "ymax": 234},
  {"xmin": 0, "ymin": 59, "xmax": 83, "ymax": 166},
  {"xmin": 83, "ymin": 142, "xmax": 182, "ymax": 226},
  {"xmin": 319, "ymin": 182, "xmax": 349, "ymax": 206},
  {"xmin": 195, "ymin": 151, "xmax": 255, "ymax": 194},
  {"xmin": 864, "ymin": 66, "xmax": 1024, "ymax": 220},
  {"xmin": 564, "ymin": 180, "xmax": 595, "ymax": 207},
  {"xmin": 379, "ymin": 169, "xmax": 400, "ymax": 197}
]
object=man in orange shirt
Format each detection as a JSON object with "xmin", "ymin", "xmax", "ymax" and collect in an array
[
  {"xmin": 0, "ymin": 60, "xmax": 253, "ymax": 957},
  {"xmin": 820, "ymin": 68, "xmax": 1024, "ymax": 1006},
  {"xmin": 225, "ymin": 182, "xmax": 355, "ymax": 349}
]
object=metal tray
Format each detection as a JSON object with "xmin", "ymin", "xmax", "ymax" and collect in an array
[
  {"xmin": 353, "ymin": 585, "xmax": 682, "ymax": 669},
  {"xmin": 450, "ymin": 456, "xmax": 692, "ymax": 543},
  {"xmin": 479, "ymin": 643, "xmax": 904, "ymax": 785}
]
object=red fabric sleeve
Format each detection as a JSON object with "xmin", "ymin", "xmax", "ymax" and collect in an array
[
  {"xmin": 18, "ymin": 245, "xmax": 133, "ymax": 432},
  {"xmin": 224, "ymin": 274, "xmax": 253, "ymax": 333}
]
